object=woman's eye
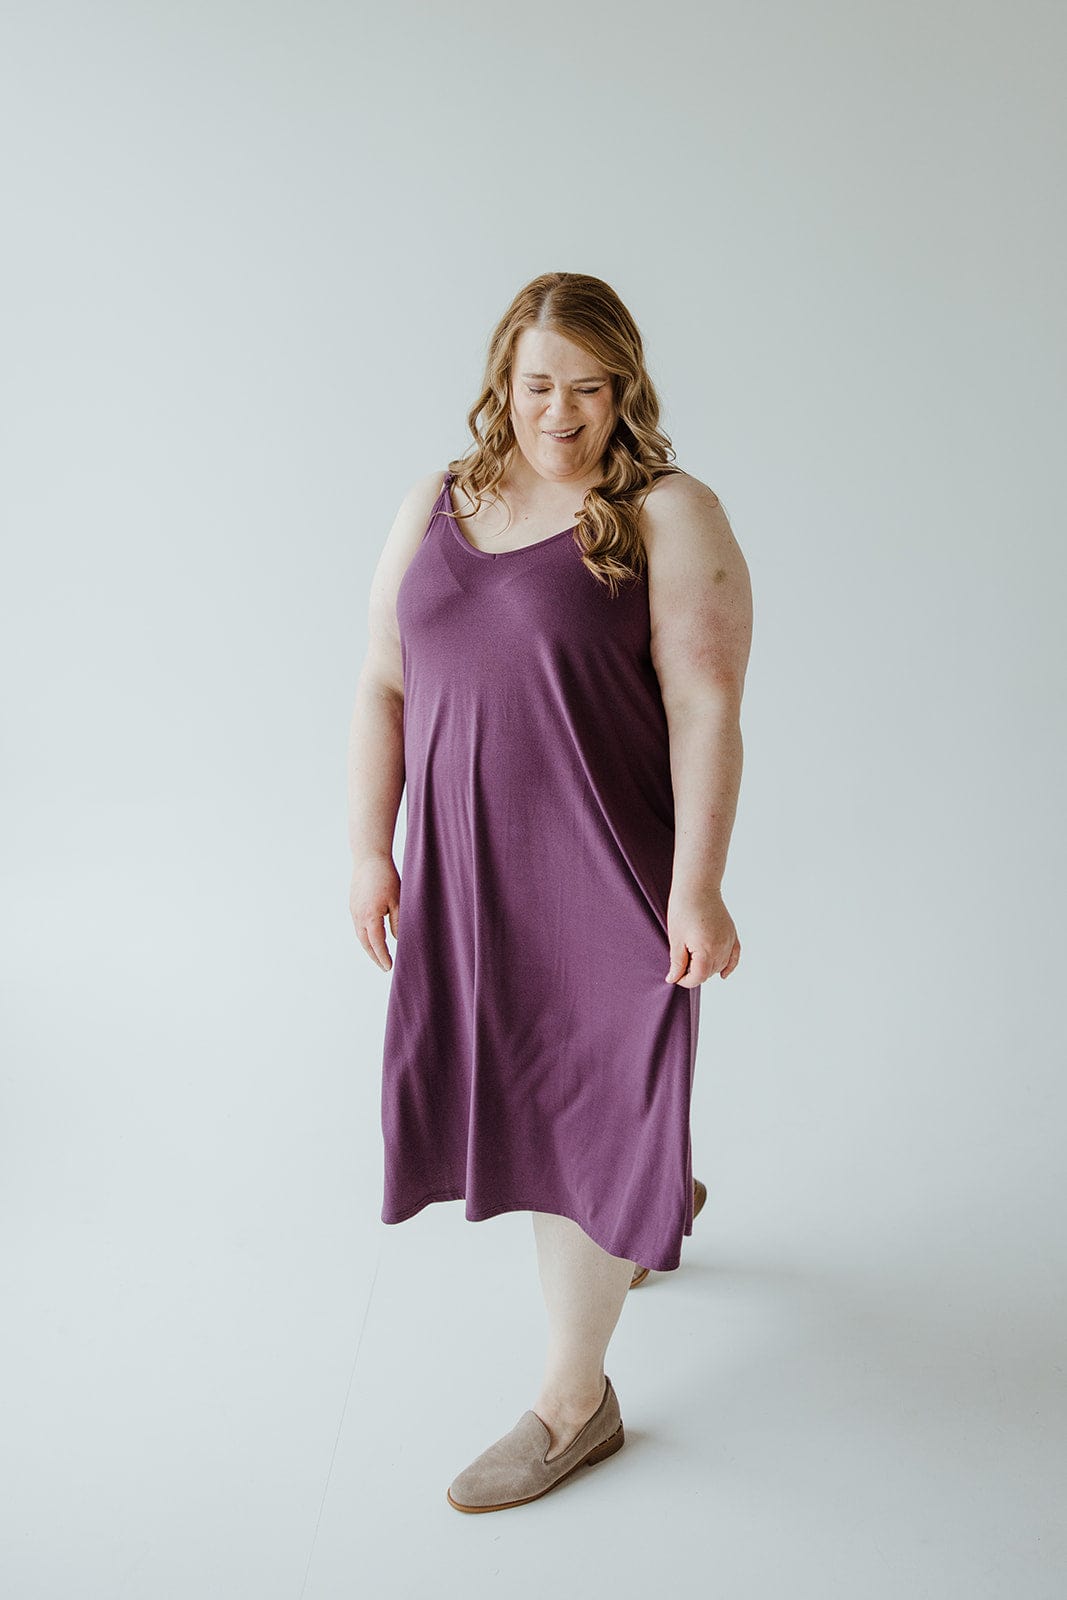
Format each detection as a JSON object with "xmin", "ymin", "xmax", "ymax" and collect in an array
[{"xmin": 526, "ymin": 386, "xmax": 602, "ymax": 395}]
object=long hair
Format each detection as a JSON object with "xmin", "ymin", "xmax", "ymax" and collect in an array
[{"xmin": 446, "ymin": 273, "xmax": 681, "ymax": 598}]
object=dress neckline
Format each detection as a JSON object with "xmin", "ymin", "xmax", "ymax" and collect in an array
[{"xmin": 442, "ymin": 472, "xmax": 577, "ymax": 559}]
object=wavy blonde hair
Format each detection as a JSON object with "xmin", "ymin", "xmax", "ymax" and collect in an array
[{"xmin": 446, "ymin": 272, "xmax": 681, "ymax": 597}]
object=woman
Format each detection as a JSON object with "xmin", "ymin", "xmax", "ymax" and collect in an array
[{"xmin": 347, "ymin": 272, "xmax": 752, "ymax": 1512}]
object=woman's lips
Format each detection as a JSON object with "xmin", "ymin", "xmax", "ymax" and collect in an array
[{"xmin": 544, "ymin": 426, "xmax": 584, "ymax": 440}]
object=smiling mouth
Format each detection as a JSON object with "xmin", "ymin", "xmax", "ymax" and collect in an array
[{"xmin": 544, "ymin": 427, "xmax": 583, "ymax": 440}]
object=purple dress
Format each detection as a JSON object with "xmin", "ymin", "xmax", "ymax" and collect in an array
[{"xmin": 379, "ymin": 469, "xmax": 700, "ymax": 1270}]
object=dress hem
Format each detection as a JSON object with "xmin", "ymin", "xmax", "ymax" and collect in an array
[{"xmin": 380, "ymin": 1188, "xmax": 690, "ymax": 1274}]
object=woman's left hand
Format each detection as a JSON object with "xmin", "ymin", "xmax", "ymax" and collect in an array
[{"xmin": 664, "ymin": 883, "xmax": 741, "ymax": 987}]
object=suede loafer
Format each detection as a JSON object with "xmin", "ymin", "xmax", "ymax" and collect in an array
[{"xmin": 446, "ymin": 1374, "xmax": 625, "ymax": 1513}]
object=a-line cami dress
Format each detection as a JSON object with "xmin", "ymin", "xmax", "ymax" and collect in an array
[{"xmin": 379, "ymin": 469, "xmax": 700, "ymax": 1271}]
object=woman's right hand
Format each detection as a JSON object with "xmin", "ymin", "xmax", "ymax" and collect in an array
[{"xmin": 350, "ymin": 853, "xmax": 401, "ymax": 971}]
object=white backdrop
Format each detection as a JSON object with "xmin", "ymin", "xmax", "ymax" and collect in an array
[{"xmin": 2, "ymin": 3, "xmax": 1064, "ymax": 1596}]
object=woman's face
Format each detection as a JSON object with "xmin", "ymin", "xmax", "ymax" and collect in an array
[{"xmin": 508, "ymin": 326, "xmax": 618, "ymax": 482}]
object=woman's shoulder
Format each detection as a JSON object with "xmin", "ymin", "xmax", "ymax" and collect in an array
[
  {"xmin": 372, "ymin": 468, "xmax": 450, "ymax": 571},
  {"xmin": 643, "ymin": 465, "xmax": 723, "ymax": 511},
  {"xmin": 637, "ymin": 465, "xmax": 740, "ymax": 565}
]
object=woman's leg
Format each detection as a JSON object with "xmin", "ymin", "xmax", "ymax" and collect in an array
[{"xmin": 530, "ymin": 1210, "xmax": 635, "ymax": 1461}]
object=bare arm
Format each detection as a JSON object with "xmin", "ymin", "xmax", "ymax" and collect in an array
[
  {"xmin": 643, "ymin": 473, "xmax": 753, "ymax": 983},
  {"xmin": 667, "ymin": 698, "xmax": 745, "ymax": 891},
  {"xmin": 346, "ymin": 674, "xmax": 404, "ymax": 863},
  {"xmin": 347, "ymin": 469, "xmax": 446, "ymax": 968}
]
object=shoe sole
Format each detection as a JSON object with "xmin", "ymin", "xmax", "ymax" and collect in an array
[
  {"xmin": 446, "ymin": 1421, "xmax": 625, "ymax": 1513},
  {"xmin": 629, "ymin": 1178, "xmax": 708, "ymax": 1290}
]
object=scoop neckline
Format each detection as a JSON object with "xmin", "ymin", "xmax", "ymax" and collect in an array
[{"xmin": 442, "ymin": 473, "xmax": 577, "ymax": 559}]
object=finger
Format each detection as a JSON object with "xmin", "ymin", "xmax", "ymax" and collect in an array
[
  {"xmin": 664, "ymin": 943, "xmax": 692, "ymax": 983},
  {"xmin": 365, "ymin": 915, "xmax": 393, "ymax": 971},
  {"xmin": 719, "ymin": 937, "xmax": 741, "ymax": 979},
  {"xmin": 353, "ymin": 926, "xmax": 381, "ymax": 969},
  {"xmin": 678, "ymin": 951, "xmax": 715, "ymax": 988}
]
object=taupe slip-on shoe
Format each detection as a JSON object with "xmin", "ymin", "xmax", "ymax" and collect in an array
[
  {"xmin": 446, "ymin": 1375, "xmax": 624, "ymax": 1513},
  {"xmin": 630, "ymin": 1177, "xmax": 708, "ymax": 1290}
]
